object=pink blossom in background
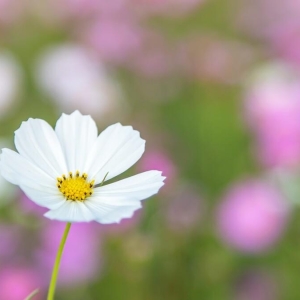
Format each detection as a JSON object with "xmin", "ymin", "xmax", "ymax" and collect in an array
[
  {"xmin": 238, "ymin": 0, "xmax": 300, "ymax": 71},
  {"xmin": 36, "ymin": 222, "xmax": 102, "ymax": 286},
  {"xmin": 0, "ymin": 0, "xmax": 23, "ymax": 26},
  {"xmin": 234, "ymin": 270, "xmax": 278, "ymax": 300},
  {"xmin": 83, "ymin": 17, "xmax": 143, "ymax": 64},
  {"xmin": 217, "ymin": 180, "xmax": 289, "ymax": 253},
  {"xmin": 165, "ymin": 184, "xmax": 204, "ymax": 233},
  {"xmin": 244, "ymin": 63, "xmax": 300, "ymax": 168},
  {"xmin": 137, "ymin": 149, "xmax": 177, "ymax": 188},
  {"xmin": 0, "ymin": 267, "xmax": 43, "ymax": 300},
  {"xmin": 238, "ymin": 0, "xmax": 300, "ymax": 39},
  {"xmin": 268, "ymin": 21, "xmax": 300, "ymax": 68}
]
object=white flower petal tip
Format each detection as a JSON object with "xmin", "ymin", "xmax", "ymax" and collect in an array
[
  {"xmin": 84, "ymin": 122, "xmax": 146, "ymax": 182},
  {"xmin": 99, "ymin": 203, "xmax": 142, "ymax": 224},
  {"xmin": 0, "ymin": 111, "xmax": 165, "ymax": 223},
  {"xmin": 85, "ymin": 170, "xmax": 165, "ymax": 224}
]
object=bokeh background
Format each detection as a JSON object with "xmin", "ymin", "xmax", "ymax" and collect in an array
[{"xmin": 0, "ymin": 0, "xmax": 300, "ymax": 299}]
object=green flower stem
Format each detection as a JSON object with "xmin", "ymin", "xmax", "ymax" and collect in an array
[{"xmin": 47, "ymin": 222, "xmax": 72, "ymax": 300}]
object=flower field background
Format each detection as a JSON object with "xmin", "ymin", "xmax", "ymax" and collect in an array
[{"xmin": 0, "ymin": 0, "xmax": 299, "ymax": 299}]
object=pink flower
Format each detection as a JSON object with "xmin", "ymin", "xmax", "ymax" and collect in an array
[
  {"xmin": 238, "ymin": 0, "xmax": 300, "ymax": 39},
  {"xmin": 0, "ymin": 267, "xmax": 42, "ymax": 300},
  {"xmin": 0, "ymin": 0, "xmax": 23, "ymax": 26},
  {"xmin": 244, "ymin": 63, "xmax": 300, "ymax": 168},
  {"xmin": 217, "ymin": 180, "xmax": 289, "ymax": 253},
  {"xmin": 138, "ymin": 149, "xmax": 177, "ymax": 186},
  {"xmin": 36, "ymin": 221, "xmax": 102, "ymax": 286},
  {"xmin": 268, "ymin": 20, "xmax": 300, "ymax": 68},
  {"xmin": 238, "ymin": 0, "xmax": 300, "ymax": 73},
  {"xmin": 83, "ymin": 17, "xmax": 143, "ymax": 64}
]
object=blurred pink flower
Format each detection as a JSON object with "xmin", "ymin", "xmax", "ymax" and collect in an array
[
  {"xmin": 268, "ymin": 21, "xmax": 300, "ymax": 68},
  {"xmin": 239, "ymin": 0, "xmax": 300, "ymax": 71},
  {"xmin": 217, "ymin": 180, "xmax": 289, "ymax": 253},
  {"xmin": 36, "ymin": 221, "xmax": 102, "ymax": 286},
  {"xmin": 0, "ymin": 267, "xmax": 42, "ymax": 300},
  {"xmin": 238, "ymin": 0, "xmax": 300, "ymax": 39},
  {"xmin": 244, "ymin": 63, "xmax": 300, "ymax": 168},
  {"xmin": 83, "ymin": 17, "xmax": 143, "ymax": 64},
  {"xmin": 137, "ymin": 149, "xmax": 177, "ymax": 188},
  {"xmin": 0, "ymin": 0, "xmax": 23, "ymax": 26},
  {"xmin": 234, "ymin": 270, "xmax": 278, "ymax": 300}
]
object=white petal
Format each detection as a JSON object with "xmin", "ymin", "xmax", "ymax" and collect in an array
[
  {"xmin": 84, "ymin": 171, "xmax": 165, "ymax": 224},
  {"xmin": 84, "ymin": 123, "xmax": 145, "ymax": 183},
  {"xmin": 14, "ymin": 118, "xmax": 68, "ymax": 178},
  {"xmin": 55, "ymin": 111, "xmax": 98, "ymax": 173},
  {"xmin": 44, "ymin": 201, "xmax": 95, "ymax": 222},
  {"xmin": 93, "ymin": 170, "xmax": 165, "ymax": 201},
  {"xmin": 0, "ymin": 149, "xmax": 64, "ymax": 210},
  {"xmin": 85, "ymin": 197, "xmax": 142, "ymax": 224},
  {"xmin": 97, "ymin": 203, "xmax": 142, "ymax": 224},
  {"xmin": 0, "ymin": 149, "xmax": 55, "ymax": 189},
  {"xmin": 21, "ymin": 185, "xmax": 65, "ymax": 210}
]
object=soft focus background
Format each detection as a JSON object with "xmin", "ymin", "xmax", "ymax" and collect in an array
[{"xmin": 1, "ymin": 0, "xmax": 300, "ymax": 299}]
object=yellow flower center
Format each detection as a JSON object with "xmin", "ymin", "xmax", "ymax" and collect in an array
[{"xmin": 57, "ymin": 171, "xmax": 95, "ymax": 201}]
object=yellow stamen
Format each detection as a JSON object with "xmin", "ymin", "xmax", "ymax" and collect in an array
[{"xmin": 56, "ymin": 171, "xmax": 94, "ymax": 202}]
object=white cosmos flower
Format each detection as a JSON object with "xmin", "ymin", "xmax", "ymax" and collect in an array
[{"xmin": 0, "ymin": 111, "xmax": 165, "ymax": 223}]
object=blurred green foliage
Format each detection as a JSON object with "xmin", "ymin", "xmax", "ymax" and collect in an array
[{"xmin": 1, "ymin": 0, "xmax": 299, "ymax": 299}]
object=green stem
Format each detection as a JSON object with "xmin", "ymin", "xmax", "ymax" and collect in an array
[{"xmin": 47, "ymin": 222, "xmax": 72, "ymax": 300}]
